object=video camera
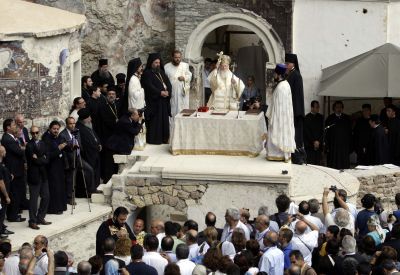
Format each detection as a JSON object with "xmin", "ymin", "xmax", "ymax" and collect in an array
[
  {"xmin": 329, "ymin": 185, "xmax": 338, "ymax": 192},
  {"xmin": 70, "ymin": 128, "xmax": 80, "ymax": 137}
]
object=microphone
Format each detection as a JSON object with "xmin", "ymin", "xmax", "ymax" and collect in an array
[{"xmin": 325, "ymin": 124, "xmax": 335, "ymax": 130}]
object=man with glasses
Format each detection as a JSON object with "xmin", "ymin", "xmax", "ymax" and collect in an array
[{"xmin": 26, "ymin": 126, "xmax": 51, "ymax": 230}]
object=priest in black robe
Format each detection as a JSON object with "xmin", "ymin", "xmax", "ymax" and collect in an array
[
  {"xmin": 99, "ymin": 88, "xmax": 120, "ymax": 183},
  {"xmin": 141, "ymin": 53, "xmax": 172, "ymax": 145},
  {"xmin": 368, "ymin": 114, "xmax": 389, "ymax": 165},
  {"xmin": 76, "ymin": 109, "xmax": 102, "ymax": 193},
  {"xmin": 325, "ymin": 101, "xmax": 352, "ymax": 169},
  {"xmin": 386, "ymin": 104, "xmax": 400, "ymax": 165},
  {"xmin": 379, "ymin": 97, "xmax": 393, "ymax": 127},
  {"xmin": 91, "ymin": 59, "xmax": 115, "ymax": 87},
  {"xmin": 353, "ymin": 104, "xmax": 372, "ymax": 165},
  {"xmin": 42, "ymin": 121, "xmax": 67, "ymax": 214},
  {"xmin": 95, "ymin": 207, "xmax": 136, "ymax": 256},
  {"xmin": 303, "ymin": 100, "xmax": 324, "ymax": 165},
  {"xmin": 285, "ymin": 53, "xmax": 306, "ymax": 164}
]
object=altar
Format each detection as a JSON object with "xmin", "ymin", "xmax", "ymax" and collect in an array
[{"xmin": 170, "ymin": 110, "xmax": 267, "ymax": 156}]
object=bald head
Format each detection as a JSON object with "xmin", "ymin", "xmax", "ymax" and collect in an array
[
  {"xmin": 151, "ymin": 220, "xmax": 164, "ymax": 235},
  {"xmin": 133, "ymin": 219, "xmax": 144, "ymax": 235},
  {"xmin": 295, "ymin": 221, "xmax": 307, "ymax": 235},
  {"xmin": 255, "ymin": 214, "xmax": 270, "ymax": 231},
  {"xmin": 264, "ymin": 231, "xmax": 279, "ymax": 247}
]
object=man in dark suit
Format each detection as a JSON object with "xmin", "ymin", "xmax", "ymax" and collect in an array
[
  {"xmin": 100, "ymin": 237, "xmax": 126, "ymax": 275},
  {"xmin": 25, "ymin": 126, "xmax": 50, "ymax": 230},
  {"xmin": 14, "ymin": 114, "xmax": 30, "ymax": 210},
  {"xmin": 60, "ymin": 117, "xmax": 95, "ymax": 201},
  {"xmin": 76, "ymin": 109, "xmax": 102, "ymax": 193},
  {"xmin": 106, "ymin": 108, "xmax": 142, "ymax": 155},
  {"xmin": 0, "ymin": 145, "xmax": 12, "ymax": 238},
  {"xmin": 368, "ymin": 114, "xmax": 389, "ymax": 165},
  {"xmin": 1, "ymin": 119, "xmax": 26, "ymax": 222}
]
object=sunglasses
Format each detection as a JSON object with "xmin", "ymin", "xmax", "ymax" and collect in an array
[{"xmin": 31, "ymin": 132, "xmax": 39, "ymax": 135}]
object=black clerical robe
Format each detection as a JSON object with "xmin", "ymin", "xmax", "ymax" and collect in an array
[
  {"xmin": 91, "ymin": 70, "xmax": 115, "ymax": 87},
  {"xmin": 303, "ymin": 112, "xmax": 324, "ymax": 165},
  {"xmin": 41, "ymin": 132, "xmax": 67, "ymax": 214},
  {"xmin": 98, "ymin": 101, "xmax": 120, "ymax": 145},
  {"xmin": 95, "ymin": 218, "xmax": 136, "ymax": 256},
  {"xmin": 106, "ymin": 115, "xmax": 142, "ymax": 155},
  {"xmin": 325, "ymin": 113, "xmax": 352, "ymax": 169},
  {"xmin": 87, "ymin": 97, "xmax": 102, "ymax": 139},
  {"xmin": 368, "ymin": 124, "xmax": 389, "ymax": 165},
  {"xmin": 141, "ymin": 69, "xmax": 172, "ymax": 144},
  {"xmin": 387, "ymin": 118, "xmax": 400, "ymax": 165},
  {"xmin": 353, "ymin": 117, "xmax": 372, "ymax": 165}
]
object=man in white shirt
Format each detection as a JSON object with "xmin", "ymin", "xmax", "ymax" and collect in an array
[
  {"xmin": 330, "ymin": 189, "xmax": 358, "ymax": 219},
  {"xmin": 290, "ymin": 201, "xmax": 325, "ymax": 234},
  {"xmin": 290, "ymin": 217, "xmax": 319, "ymax": 266},
  {"xmin": 185, "ymin": 230, "xmax": 199, "ymax": 261},
  {"xmin": 176, "ymin": 244, "xmax": 196, "ymax": 275},
  {"xmin": 258, "ymin": 231, "xmax": 284, "ymax": 275},
  {"xmin": 221, "ymin": 207, "xmax": 250, "ymax": 242},
  {"xmin": 258, "ymin": 206, "xmax": 280, "ymax": 232},
  {"xmin": 33, "ymin": 235, "xmax": 49, "ymax": 275},
  {"xmin": 255, "ymin": 214, "xmax": 274, "ymax": 251},
  {"xmin": 142, "ymin": 235, "xmax": 168, "ymax": 275}
]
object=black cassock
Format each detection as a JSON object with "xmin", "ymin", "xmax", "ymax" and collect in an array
[
  {"xmin": 42, "ymin": 132, "xmax": 67, "ymax": 214},
  {"xmin": 87, "ymin": 97, "xmax": 102, "ymax": 138},
  {"xmin": 353, "ymin": 117, "xmax": 372, "ymax": 165},
  {"xmin": 368, "ymin": 124, "xmax": 389, "ymax": 165},
  {"xmin": 76, "ymin": 121, "xmax": 101, "ymax": 192},
  {"xmin": 325, "ymin": 113, "xmax": 352, "ymax": 169},
  {"xmin": 95, "ymin": 218, "xmax": 136, "ymax": 256},
  {"xmin": 91, "ymin": 70, "xmax": 115, "ymax": 87},
  {"xmin": 141, "ymin": 68, "xmax": 172, "ymax": 145},
  {"xmin": 303, "ymin": 112, "xmax": 324, "ymax": 165},
  {"xmin": 387, "ymin": 118, "xmax": 400, "ymax": 165}
]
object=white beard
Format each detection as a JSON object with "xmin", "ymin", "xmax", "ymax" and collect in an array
[
  {"xmin": 83, "ymin": 121, "xmax": 93, "ymax": 129},
  {"xmin": 219, "ymin": 69, "xmax": 231, "ymax": 80}
]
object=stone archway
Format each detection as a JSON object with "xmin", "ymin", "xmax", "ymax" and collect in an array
[
  {"xmin": 182, "ymin": 11, "xmax": 285, "ymax": 107},
  {"xmin": 184, "ymin": 12, "xmax": 285, "ymax": 63}
]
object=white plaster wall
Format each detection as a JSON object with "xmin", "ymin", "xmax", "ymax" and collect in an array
[
  {"xmin": 388, "ymin": 2, "xmax": 400, "ymax": 46},
  {"xmin": 187, "ymin": 182, "xmax": 287, "ymax": 231},
  {"xmin": 293, "ymin": 0, "xmax": 388, "ymax": 113}
]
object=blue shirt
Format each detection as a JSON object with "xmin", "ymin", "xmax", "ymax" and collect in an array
[
  {"xmin": 356, "ymin": 210, "xmax": 376, "ymax": 237},
  {"xmin": 281, "ymin": 243, "xmax": 293, "ymax": 270}
]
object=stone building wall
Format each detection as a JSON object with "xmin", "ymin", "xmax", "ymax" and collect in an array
[
  {"xmin": 0, "ymin": 32, "xmax": 81, "ymax": 130},
  {"xmin": 347, "ymin": 167, "xmax": 400, "ymax": 212}
]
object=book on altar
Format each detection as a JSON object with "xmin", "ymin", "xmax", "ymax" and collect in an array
[
  {"xmin": 180, "ymin": 109, "xmax": 196, "ymax": 116},
  {"xmin": 211, "ymin": 109, "xmax": 229, "ymax": 115}
]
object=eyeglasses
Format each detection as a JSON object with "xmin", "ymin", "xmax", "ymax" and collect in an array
[{"xmin": 31, "ymin": 132, "xmax": 39, "ymax": 135}]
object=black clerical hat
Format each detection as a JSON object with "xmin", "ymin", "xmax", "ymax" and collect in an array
[
  {"xmin": 285, "ymin": 53, "xmax": 300, "ymax": 72},
  {"xmin": 116, "ymin": 73, "xmax": 126, "ymax": 84},
  {"xmin": 99, "ymin": 58, "xmax": 108, "ymax": 66},
  {"xmin": 78, "ymin": 108, "xmax": 91, "ymax": 120}
]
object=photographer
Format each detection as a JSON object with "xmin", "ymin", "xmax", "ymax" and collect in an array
[
  {"xmin": 27, "ymin": 235, "xmax": 54, "ymax": 275},
  {"xmin": 322, "ymin": 187, "xmax": 355, "ymax": 235},
  {"xmin": 60, "ymin": 117, "xmax": 96, "ymax": 201},
  {"xmin": 106, "ymin": 108, "xmax": 143, "ymax": 155}
]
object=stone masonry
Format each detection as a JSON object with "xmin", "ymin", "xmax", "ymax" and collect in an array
[{"xmin": 111, "ymin": 173, "xmax": 208, "ymax": 214}]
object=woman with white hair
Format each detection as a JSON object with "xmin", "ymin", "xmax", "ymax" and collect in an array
[{"xmin": 367, "ymin": 215, "xmax": 388, "ymax": 245}]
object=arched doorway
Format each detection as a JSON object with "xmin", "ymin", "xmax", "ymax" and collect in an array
[{"xmin": 183, "ymin": 12, "xmax": 285, "ymax": 107}]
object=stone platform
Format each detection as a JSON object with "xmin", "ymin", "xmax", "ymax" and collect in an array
[
  {"xmin": 7, "ymin": 199, "xmax": 111, "ymax": 263},
  {"xmin": 111, "ymin": 145, "xmax": 360, "ymax": 229}
]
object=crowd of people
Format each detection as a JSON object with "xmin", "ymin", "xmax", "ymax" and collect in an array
[{"xmin": 2, "ymin": 188, "xmax": 400, "ymax": 275}]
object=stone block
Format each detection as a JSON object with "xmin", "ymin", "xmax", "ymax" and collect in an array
[
  {"xmin": 113, "ymin": 155, "xmax": 127, "ymax": 163},
  {"xmin": 185, "ymin": 199, "xmax": 197, "ymax": 206},
  {"xmin": 158, "ymin": 194, "xmax": 165, "ymax": 204},
  {"xmin": 161, "ymin": 186, "xmax": 174, "ymax": 195},
  {"xmin": 162, "ymin": 179, "xmax": 176, "ymax": 186},
  {"xmin": 125, "ymin": 186, "xmax": 138, "ymax": 196},
  {"xmin": 170, "ymin": 213, "xmax": 187, "ymax": 222},
  {"xmin": 152, "ymin": 193, "xmax": 160, "ymax": 204},
  {"xmin": 172, "ymin": 189, "xmax": 178, "ymax": 197},
  {"xmin": 144, "ymin": 194, "xmax": 153, "ymax": 205},
  {"xmin": 176, "ymin": 199, "xmax": 187, "ymax": 211},
  {"xmin": 182, "ymin": 185, "xmax": 198, "ymax": 193},
  {"xmin": 164, "ymin": 194, "xmax": 179, "ymax": 207},
  {"xmin": 394, "ymin": 172, "xmax": 400, "ymax": 177},
  {"xmin": 126, "ymin": 176, "xmax": 145, "ymax": 187},
  {"xmin": 132, "ymin": 196, "xmax": 145, "ymax": 208},
  {"xmin": 149, "ymin": 186, "xmax": 161, "ymax": 193},
  {"xmin": 148, "ymin": 178, "xmax": 162, "ymax": 186},
  {"xmin": 198, "ymin": 184, "xmax": 207, "ymax": 193},
  {"xmin": 190, "ymin": 191, "xmax": 202, "ymax": 200},
  {"xmin": 138, "ymin": 187, "xmax": 151, "ymax": 196},
  {"xmin": 177, "ymin": 190, "xmax": 190, "ymax": 199}
]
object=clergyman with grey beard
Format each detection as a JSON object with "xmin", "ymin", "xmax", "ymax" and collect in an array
[
  {"xmin": 91, "ymin": 58, "xmax": 115, "ymax": 87},
  {"xmin": 76, "ymin": 108, "xmax": 102, "ymax": 192}
]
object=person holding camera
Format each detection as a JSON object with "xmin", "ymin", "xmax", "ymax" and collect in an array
[
  {"xmin": 106, "ymin": 108, "xmax": 143, "ymax": 155},
  {"xmin": 60, "ymin": 117, "xmax": 96, "ymax": 201}
]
